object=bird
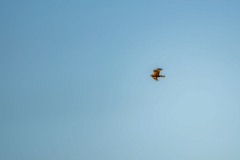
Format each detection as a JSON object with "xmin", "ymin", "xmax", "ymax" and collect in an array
[{"xmin": 151, "ymin": 68, "xmax": 165, "ymax": 81}]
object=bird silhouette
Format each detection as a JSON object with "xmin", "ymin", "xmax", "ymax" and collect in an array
[{"xmin": 151, "ymin": 68, "xmax": 165, "ymax": 81}]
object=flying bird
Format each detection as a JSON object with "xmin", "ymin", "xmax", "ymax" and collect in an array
[{"xmin": 151, "ymin": 68, "xmax": 165, "ymax": 81}]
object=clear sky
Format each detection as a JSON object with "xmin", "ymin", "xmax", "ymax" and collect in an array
[{"xmin": 1, "ymin": 0, "xmax": 240, "ymax": 159}]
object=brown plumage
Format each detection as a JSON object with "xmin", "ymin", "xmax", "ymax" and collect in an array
[{"xmin": 151, "ymin": 68, "xmax": 165, "ymax": 81}]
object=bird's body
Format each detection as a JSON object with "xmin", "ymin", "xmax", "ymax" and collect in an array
[{"xmin": 151, "ymin": 68, "xmax": 165, "ymax": 81}]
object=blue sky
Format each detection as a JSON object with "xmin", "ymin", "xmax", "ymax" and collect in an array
[{"xmin": 1, "ymin": 0, "xmax": 240, "ymax": 159}]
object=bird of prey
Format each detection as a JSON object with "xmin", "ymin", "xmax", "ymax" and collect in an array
[{"xmin": 151, "ymin": 68, "xmax": 165, "ymax": 81}]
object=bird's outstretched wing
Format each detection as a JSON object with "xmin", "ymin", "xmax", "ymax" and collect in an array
[{"xmin": 153, "ymin": 68, "xmax": 162, "ymax": 76}]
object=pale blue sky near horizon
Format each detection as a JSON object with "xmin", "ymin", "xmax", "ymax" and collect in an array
[{"xmin": 1, "ymin": 0, "xmax": 240, "ymax": 160}]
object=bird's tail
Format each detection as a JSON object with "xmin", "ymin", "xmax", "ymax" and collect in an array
[{"xmin": 160, "ymin": 75, "xmax": 165, "ymax": 78}]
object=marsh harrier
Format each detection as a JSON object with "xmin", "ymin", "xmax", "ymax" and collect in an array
[{"xmin": 151, "ymin": 68, "xmax": 165, "ymax": 81}]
